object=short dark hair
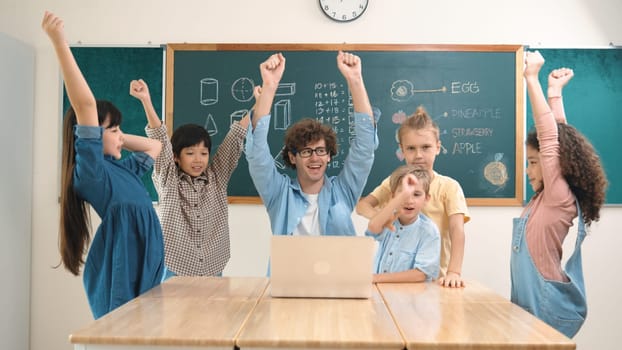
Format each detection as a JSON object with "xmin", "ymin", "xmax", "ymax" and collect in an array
[{"xmin": 171, "ymin": 124, "xmax": 212, "ymax": 157}]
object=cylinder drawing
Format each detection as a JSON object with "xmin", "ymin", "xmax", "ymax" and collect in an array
[{"xmin": 200, "ymin": 78, "xmax": 218, "ymax": 106}]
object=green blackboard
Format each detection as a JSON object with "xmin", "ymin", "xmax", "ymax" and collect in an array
[
  {"xmin": 166, "ymin": 44, "xmax": 524, "ymax": 206},
  {"xmin": 525, "ymin": 48, "xmax": 622, "ymax": 205},
  {"xmin": 62, "ymin": 46, "xmax": 164, "ymax": 201}
]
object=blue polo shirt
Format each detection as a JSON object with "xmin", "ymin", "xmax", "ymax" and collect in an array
[{"xmin": 366, "ymin": 213, "xmax": 440, "ymax": 281}]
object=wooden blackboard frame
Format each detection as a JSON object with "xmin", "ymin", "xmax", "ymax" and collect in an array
[{"xmin": 165, "ymin": 44, "xmax": 524, "ymax": 206}]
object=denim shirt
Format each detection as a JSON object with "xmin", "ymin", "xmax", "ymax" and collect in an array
[
  {"xmin": 366, "ymin": 213, "xmax": 441, "ymax": 281},
  {"xmin": 245, "ymin": 112, "xmax": 378, "ymax": 236}
]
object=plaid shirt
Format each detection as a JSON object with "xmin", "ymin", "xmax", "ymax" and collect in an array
[{"xmin": 146, "ymin": 122, "xmax": 246, "ymax": 276}]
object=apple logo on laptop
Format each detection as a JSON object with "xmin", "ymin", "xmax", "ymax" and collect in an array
[{"xmin": 314, "ymin": 261, "xmax": 331, "ymax": 275}]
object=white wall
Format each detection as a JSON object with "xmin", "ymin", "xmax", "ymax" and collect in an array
[
  {"xmin": 0, "ymin": 1, "xmax": 620, "ymax": 349},
  {"xmin": 0, "ymin": 33, "xmax": 34, "ymax": 350}
]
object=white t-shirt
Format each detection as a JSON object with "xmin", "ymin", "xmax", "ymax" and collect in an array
[{"xmin": 293, "ymin": 193, "xmax": 320, "ymax": 236}]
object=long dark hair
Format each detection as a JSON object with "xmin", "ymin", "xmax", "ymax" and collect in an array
[
  {"xmin": 526, "ymin": 123, "xmax": 607, "ymax": 226},
  {"xmin": 59, "ymin": 100, "xmax": 121, "ymax": 275}
]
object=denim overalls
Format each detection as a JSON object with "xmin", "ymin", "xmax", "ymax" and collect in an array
[{"xmin": 510, "ymin": 200, "xmax": 587, "ymax": 338}]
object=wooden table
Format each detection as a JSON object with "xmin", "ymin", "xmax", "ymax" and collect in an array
[
  {"xmin": 70, "ymin": 277, "xmax": 269, "ymax": 350},
  {"xmin": 70, "ymin": 277, "xmax": 575, "ymax": 350},
  {"xmin": 377, "ymin": 281, "xmax": 575, "ymax": 350},
  {"xmin": 235, "ymin": 284, "xmax": 404, "ymax": 349}
]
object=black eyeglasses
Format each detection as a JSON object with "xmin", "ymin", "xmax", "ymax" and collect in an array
[{"xmin": 297, "ymin": 147, "xmax": 328, "ymax": 158}]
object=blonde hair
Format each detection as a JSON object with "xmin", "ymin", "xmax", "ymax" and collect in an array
[
  {"xmin": 389, "ymin": 164, "xmax": 431, "ymax": 195},
  {"xmin": 398, "ymin": 106, "xmax": 440, "ymax": 143}
]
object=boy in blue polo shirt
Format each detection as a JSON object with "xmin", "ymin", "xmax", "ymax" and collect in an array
[{"xmin": 367, "ymin": 165, "xmax": 440, "ymax": 283}]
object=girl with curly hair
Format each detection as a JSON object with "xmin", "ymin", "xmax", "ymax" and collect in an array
[{"xmin": 511, "ymin": 51, "xmax": 607, "ymax": 338}]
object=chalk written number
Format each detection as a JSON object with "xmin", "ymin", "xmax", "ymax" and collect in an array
[{"xmin": 319, "ymin": 0, "xmax": 369, "ymax": 22}]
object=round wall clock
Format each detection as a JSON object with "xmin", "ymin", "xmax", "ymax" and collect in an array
[{"xmin": 319, "ymin": 0, "xmax": 369, "ymax": 22}]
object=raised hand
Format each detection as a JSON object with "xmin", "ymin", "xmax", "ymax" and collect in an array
[
  {"xmin": 548, "ymin": 67, "xmax": 574, "ymax": 96},
  {"xmin": 380, "ymin": 174, "xmax": 418, "ymax": 232},
  {"xmin": 129, "ymin": 79, "xmax": 152, "ymax": 103},
  {"xmin": 259, "ymin": 53, "xmax": 285, "ymax": 89},
  {"xmin": 239, "ymin": 85, "xmax": 263, "ymax": 129},
  {"xmin": 253, "ymin": 53, "xmax": 285, "ymax": 124},
  {"xmin": 41, "ymin": 11, "xmax": 66, "ymax": 46},
  {"xmin": 399, "ymin": 174, "xmax": 418, "ymax": 198},
  {"xmin": 130, "ymin": 79, "xmax": 161, "ymax": 128},
  {"xmin": 42, "ymin": 11, "xmax": 97, "ymax": 126},
  {"xmin": 524, "ymin": 50, "xmax": 545, "ymax": 79},
  {"xmin": 336, "ymin": 51, "xmax": 363, "ymax": 82},
  {"xmin": 336, "ymin": 51, "xmax": 372, "ymax": 117}
]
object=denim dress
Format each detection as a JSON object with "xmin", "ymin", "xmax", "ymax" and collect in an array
[
  {"xmin": 73, "ymin": 126, "xmax": 164, "ymax": 319},
  {"xmin": 510, "ymin": 201, "xmax": 587, "ymax": 338}
]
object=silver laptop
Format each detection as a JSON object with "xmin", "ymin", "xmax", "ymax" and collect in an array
[{"xmin": 270, "ymin": 235, "xmax": 376, "ymax": 299}]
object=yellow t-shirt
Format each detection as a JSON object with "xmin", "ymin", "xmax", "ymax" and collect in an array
[{"xmin": 369, "ymin": 171, "xmax": 470, "ymax": 276}]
